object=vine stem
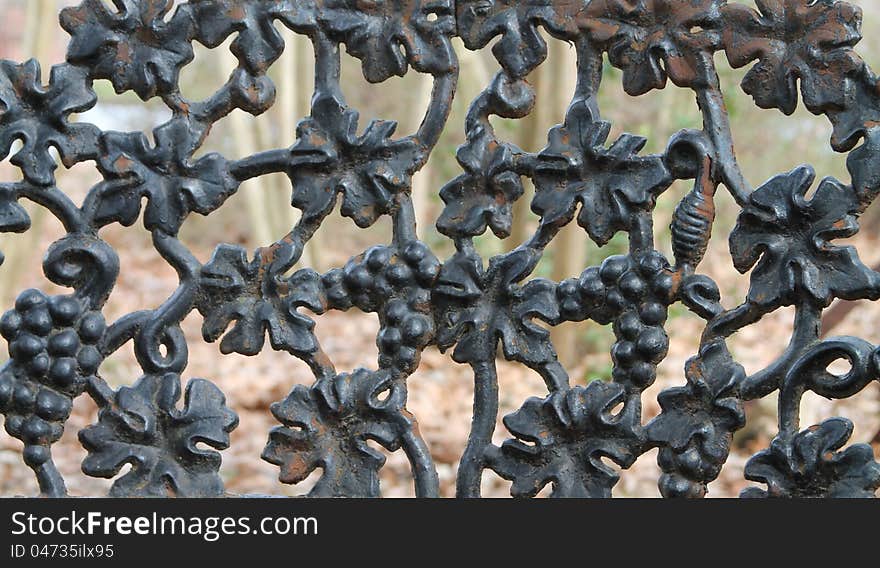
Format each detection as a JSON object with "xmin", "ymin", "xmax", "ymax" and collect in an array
[
  {"xmin": 228, "ymin": 149, "xmax": 291, "ymax": 182},
  {"xmin": 456, "ymin": 359, "xmax": 499, "ymax": 498},
  {"xmin": 134, "ymin": 231, "xmax": 200, "ymax": 374},
  {"xmin": 404, "ymin": 67, "xmax": 458, "ymax": 240},
  {"xmin": 629, "ymin": 213, "xmax": 655, "ymax": 255},
  {"xmin": 393, "ymin": 193, "xmax": 418, "ymax": 245},
  {"xmin": 312, "ymin": 30, "xmax": 342, "ymax": 100},
  {"xmin": 703, "ymin": 300, "xmax": 822, "ymax": 400},
  {"xmin": 775, "ymin": 336, "xmax": 877, "ymax": 441},
  {"xmin": 228, "ymin": 29, "xmax": 343, "ymax": 184},
  {"xmin": 34, "ymin": 460, "xmax": 67, "ymax": 498},
  {"xmin": 695, "ymin": 58, "xmax": 752, "ymax": 207},
  {"xmin": 17, "ymin": 184, "xmax": 85, "ymax": 234},
  {"xmin": 410, "ymin": 70, "xmax": 458, "ymax": 161},
  {"xmin": 401, "ymin": 427, "xmax": 440, "ymax": 497},
  {"xmin": 741, "ymin": 301, "xmax": 822, "ymax": 400}
]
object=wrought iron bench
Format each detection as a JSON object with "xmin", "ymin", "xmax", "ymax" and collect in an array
[{"xmin": 1, "ymin": 0, "xmax": 879, "ymax": 498}]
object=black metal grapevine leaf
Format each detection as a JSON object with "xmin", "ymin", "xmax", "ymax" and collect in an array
[
  {"xmin": 823, "ymin": 68, "xmax": 880, "ymax": 152},
  {"xmin": 583, "ymin": 0, "xmax": 724, "ymax": 95},
  {"xmin": 646, "ymin": 339, "xmax": 746, "ymax": 498},
  {"xmin": 487, "ymin": 381, "xmax": 640, "ymax": 497},
  {"xmin": 80, "ymin": 372, "xmax": 238, "ymax": 497},
  {"xmin": 0, "ymin": 185, "xmax": 30, "ymax": 235},
  {"xmin": 436, "ymin": 125, "xmax": 525, "ymax": 239},
  {"xmin": 61, "ymin": 0, "xmax": 195, "ymax": 100},
  {"xmin": 847, "ymin": 128, "xmax": 880, "ymax": 205},
  {"xmin": 729, "ymin": 165, "xmax": 880, "ymax": 308},
  {"xmin": 503, "ymin": 278, "xmax": 561, "ymax": 367},
  {"xmin": 91, "ymin": 119, "xmax": 238, "ymax": 233},
  {"xmin": 741, "ymin": 417, "xmax": 880, "ymax": 498},
  {"xmin": 319, "ymin": 0, "xmax": 456, "ymax": 82},
  {"xmin": 198, "ymin": 244, "xmax": 320, "ymax": 357},
  {"xmin": 190, "ymin": 0, "xmax": 293, "ymax": 75},
  {"xmin": 533, "ymin": 101, "xmax": 671, "ymax": 244},
  {"xmin": 288, "ymin": 95, "xmax": 421, "ymax": 227},
  {"xmin": 722, "ymin": 0, "xmax": 864, "ymax": 116},
  {"xmin": 262, "ymin": 369, "xmax": 410, "ymax": 497},
  {"xmin": 433, "ymin": 247, "xmax": 559, "ymax": 365},
  {"xmin": 0, "ymin": 61, "xmax": 99, "ymax": 186},
  {"xmin": 455, "ymin": 0, "xmax": 580, "ymax": 77}
]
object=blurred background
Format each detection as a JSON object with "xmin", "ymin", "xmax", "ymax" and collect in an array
[{"xmin": 1, "ymin": 0, "xmax": 879, "ymax": 497}]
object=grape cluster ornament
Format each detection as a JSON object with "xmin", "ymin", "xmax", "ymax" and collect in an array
[{"xmin": 0, "ymin": 289, "xmax": 104, "ymax": 494}]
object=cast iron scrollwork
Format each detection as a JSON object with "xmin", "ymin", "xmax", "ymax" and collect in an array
[{"xmin": 0, "ymin": 0, "xmax": 879, "ymax": 498}]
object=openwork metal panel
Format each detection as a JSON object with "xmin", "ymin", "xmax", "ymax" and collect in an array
[{"xmin": 1, "ymin": 0, "xmax": 879, "ymax": 498}]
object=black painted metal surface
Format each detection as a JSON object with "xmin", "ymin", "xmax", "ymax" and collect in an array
[{"xmin": 1, "ymin": 0, "xmax": 879, "ymax": 498}]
